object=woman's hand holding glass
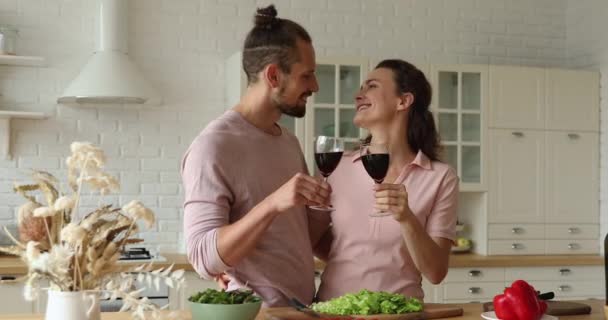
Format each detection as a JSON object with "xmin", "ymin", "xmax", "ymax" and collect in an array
[{"xmin": 373, "ymin": 183, "xmax": 414, "ymax": 222}]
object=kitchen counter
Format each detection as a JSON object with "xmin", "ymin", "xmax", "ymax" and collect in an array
[
  {"xmin": 0, "ymin": 252, "xmax": 603, "ymax": 275},
  {"xmin": 0, "ymin": 252, "xmax": 195, "ymax": 275},
  {"xmin": 447, "ymin": 253, "xmax": 604, "ymax": 268},
  {"xmin": 314, "ymin": 253, "xmax": 604, "ymax": 270},
  {"xmin": 0, "ymin": 300, "xmax": 604, "ymax": 320}
]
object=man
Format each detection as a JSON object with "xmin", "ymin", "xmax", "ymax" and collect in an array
[{"xmin": 182, "ymin": 5, "xmax": 331, "ymax": 307}]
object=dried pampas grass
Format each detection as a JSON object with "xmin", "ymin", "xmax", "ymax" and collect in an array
[{"xmin": 0, "ymin": 142, "xmax": 183, "ymax": 320}]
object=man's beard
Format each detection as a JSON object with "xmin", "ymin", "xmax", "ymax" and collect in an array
[
  {"xmin": 274, "ymin": 82, "xmax": 310, "ymax": 118},
  {"xmin": 278, "ymin": 101, "xmax": 306, "ymax": 118}
]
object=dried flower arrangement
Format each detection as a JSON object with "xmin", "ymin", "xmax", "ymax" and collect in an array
[{"xmin": 0, "ymin": 142, "xmax": 184, "ymax": 319}]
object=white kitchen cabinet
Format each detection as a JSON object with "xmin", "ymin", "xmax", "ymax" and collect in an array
[
  {"xmin": 441, "ymin": 267, "xmax": 505, "ymax": 303},
  {"xmin": 488, "ymin": 240, "xmax": 545, "ymax": 255},
  {"xmin": 545, "ymin": 69, "xmax": 599, "ymax": 132},
  {"xmin": 487, "ymin": 129, "xmax": 599, "ymax": 253},
  {"xmin": 440, "ymin": 265, "xmax": 603, "ymax": 303},
  {"xmin": 488, "ymin": 129, "xmax": 544, "ymax": 224},
  {"xmin": 489, "ymin": 66, "xmax": 545, "ymax": 130},
  {"xmin": 505, "ymin": 266, "xmax": 603, "ymax": 300},
  {"xmin": 545, "ymin": 224, "xmax": 599, "ymax": 240},
  {"xmin": 488, "ymin": 67, "xmax": 599, "ymax": 132},
  {"xmin": 430, "ymin": 64, "xmax": 488, "ymax": 191},
  {"xmin": 545, "ymin": 131, "xmax": 599, "ymax": 224},
  {"xmin": 486, "ymin": 66, "xmax": 599, "ymax": 255},
  {"xmin": 544, "ymin": 240, "xmax": 599, "ymax": 255},
  {"xmin": 0, "ymin": 277, "xmax": 35, "ymax": 314},
  {"xmin": 487, "ymin": 224, "xmax": 545, "ymax": 240},
  {"xmin": 443, "ymin": 282, "xmax": 505, "ymax": 302}
]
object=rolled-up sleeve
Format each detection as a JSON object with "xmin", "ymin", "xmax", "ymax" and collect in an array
[
  {"xmin": 425, "ymin": 167, "xmax": 459, "ymax": 243},
  {"xmin": 181, "ymin": 136, "xmax": 233, "ymax": 279}
]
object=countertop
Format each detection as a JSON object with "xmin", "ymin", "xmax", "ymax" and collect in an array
[
  {"xmin": 313, "ymin": 253, "xmax": 604, "ymax": 270},
  {"xmin": 0, "ymin": 253, "xmax": 603, "ymax": 275},
  {"xmin": 0, "ymin": 253, "xmax": 194, "ymax": 275},
  {"xmin": 0, "ymin": 300, "xmax": 604, "ymax": 320}
]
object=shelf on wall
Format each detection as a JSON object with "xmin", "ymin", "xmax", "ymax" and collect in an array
[
  {"xmin": 0, "ymin": 111, "xmax": 48, "ymax": 159},
  {"xmin": 0, "ymin": 55, "xmax": 46, "ymax": 67}
]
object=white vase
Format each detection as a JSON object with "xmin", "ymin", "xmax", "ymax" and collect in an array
[{"xmin": 45, "ymin": 290, "xmax": 100, "ymax": 320}]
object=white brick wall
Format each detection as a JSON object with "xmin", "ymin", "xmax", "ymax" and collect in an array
[
  {"xmin": 567, "ymin": 0, "xmax": 608, "ymax": 254},
  {"xmin": 0, "ymin": 0, "xmax": 572, "ymax": 252}
]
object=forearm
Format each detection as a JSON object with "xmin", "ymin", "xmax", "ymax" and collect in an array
[
  {"xmin": 216, "ymin": 199, "xmax": 279, "ymax": 267},
  {"xmin": 399, "ymin": 218, "xmax": 450, "ymax": 284}
]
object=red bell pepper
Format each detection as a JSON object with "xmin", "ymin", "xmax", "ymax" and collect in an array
[{"xmin": 493, "ymin": 280, "xmax": 548, "ymax": 320}]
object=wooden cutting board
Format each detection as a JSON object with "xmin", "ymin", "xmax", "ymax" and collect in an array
[
  {"xmin": 482, "ymin": 300, "xmax": 591, "ymax": 316},
  {"xmin": 265, "ymin": 304, "xmax": 464, "ymax": 320}
]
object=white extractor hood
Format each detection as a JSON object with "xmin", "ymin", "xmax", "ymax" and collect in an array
[{"xmin": 58, "ymin": 0, "xmax": 159, "ymax": 104}]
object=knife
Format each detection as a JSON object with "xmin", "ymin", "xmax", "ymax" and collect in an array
[
  {"xmin": 289, "ymin": 297, "xmax": 322, "ymax": 318},
  {"xmin": 537, "ymin": 291, "xmax": 555, "ymax": 300}
]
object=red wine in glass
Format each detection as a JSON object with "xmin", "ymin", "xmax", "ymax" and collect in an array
[
  {"xmin": 360, "ymin": 143, "xmax": 391, "ymax": 217},
  {"xmin": 361, "ymin": 154, "xmax": 389, "ymax": 183},
  {"xmin": 310, "ymin": 136, "xmax": 344, "ymax": 211},
  {"xmin": 315, "ymin": 152, "xmax": 343, "ymax": 178}
]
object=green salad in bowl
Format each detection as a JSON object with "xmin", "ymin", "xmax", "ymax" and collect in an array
[{"xmin": 188, "ymin": 289, "xmax": 262, "ymax": 320}]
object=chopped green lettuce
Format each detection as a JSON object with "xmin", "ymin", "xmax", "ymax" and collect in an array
[
  {"xmin": 188, "ymin": 288, "xmax": 261, "ymax": 304},
  {"xmin": 310, "ymin": 289, "xmax": 423, "ymax": 315}
]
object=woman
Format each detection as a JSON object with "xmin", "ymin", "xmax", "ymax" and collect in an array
[{"xmin": 315, "ymin": 59, "xmax": 458, "ymax": 302}]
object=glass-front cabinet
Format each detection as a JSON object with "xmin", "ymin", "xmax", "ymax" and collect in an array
[
  {"xmin": 430, "ymin": 65, "xmax": 488, "ymax": 191},
  {"xmin": 304, "ymin": 58, "xmax": 368, "ymax": 174}
]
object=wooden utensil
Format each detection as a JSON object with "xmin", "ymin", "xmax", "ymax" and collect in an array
[{"xmin": 265, "ymin": 304, "xmax": 464, "ymax": 320}]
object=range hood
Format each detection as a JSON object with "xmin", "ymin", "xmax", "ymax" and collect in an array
[{"xmin": 58, "ymin": 0, "xmax": 159, "ymax": 104}]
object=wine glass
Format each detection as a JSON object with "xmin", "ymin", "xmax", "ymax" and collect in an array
[
  {"xmin": 310, "ymin": 136, "xmax": 344, "ymax": 211},
  {"xmin": 360, "ymin": 142, "xmax": 391, "ymax": 217}
]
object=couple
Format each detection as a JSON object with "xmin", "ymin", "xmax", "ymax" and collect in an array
[{"xmin": 181, "ymin": 5, "xmax": 458, "ymax": 307}]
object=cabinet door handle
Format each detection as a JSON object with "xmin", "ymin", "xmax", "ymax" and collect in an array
[
  {"xmin": 511, "ymin": 227, "xmax": 524, "ymax": 234},
  {"xmin": 468, "ymin": 270, "xmax": 482, "ymax": 277},
  {"xmin": 567, "ymin": 243, "xmax": 579, "ymax": 250},
  {"xmin": 567, "ymin": 227, "xmax": 580, "ymax": 234},
  {"xmin": 559, "ymin": 268, "xmax": 571, "ymax": 275},
  {"xmin": 511, "ymin": 243, "xmax": 523, "ymax": 250},
  {"xmin": 512, "ymin": 132, "xmax": 524, "ymax": 137},
  {"xmin": 0, "ymin": 276, "xmax": 16, "ymax": 281},
  {"xmin": 468, "ymin": 287, "xmax": 481, "ymax": 294},
  {"xmin": 567, "ymin": 133, "xmax": 580, "ymax": 140},
  {"xmin": 558, "ymin": 285, "xmax": 571, "ymax": 292}
]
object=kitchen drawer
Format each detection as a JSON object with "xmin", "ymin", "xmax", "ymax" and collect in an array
[
  {"xmin": 445, "ymin": 267, "xmax": 505, "ymax": 283},
  {"xmin": 488, "ymin": 240, "xmax": 545, "ymax": 255},
  {"xmin": 506, "ymin": 266, "xmax": 602, "ymax": 281},
  {"xmin": 526, "ymin": 280, "xmax": 603, "ymax": 298},
  {"xmin": 545, "ymin": 240, "xmax": 598, "ymax": 254},
  {"xmin": 488, "ymin": 224, "xmax": 545, "ymax": 239},
  {"xmin": 443, "ymin": 282, "xmax": 505, "ymax": 300},
  {"xmin": 545, "ymin": 224, "xmax": 599, "ymax": 239}
]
